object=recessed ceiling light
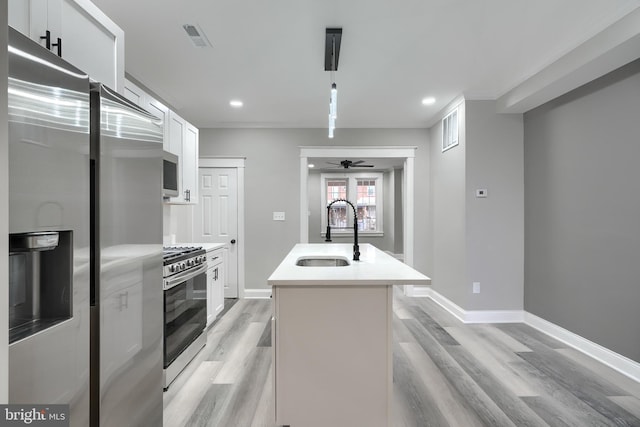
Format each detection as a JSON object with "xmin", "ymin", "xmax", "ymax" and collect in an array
[
  {"xmin": 421, "ymin": 97, "xmax": 436, "ymax": 106},
  {"xmin": 308, "ymin": 164, "xmax": 315, "ymax": 168},
  {"xmin": 229, "ymin": 100, "xmax": 243, "ymax": 108}
]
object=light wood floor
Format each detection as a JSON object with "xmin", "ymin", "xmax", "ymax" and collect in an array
[{"xmin": 163, "ymin": 288, "xmax": 640, "ymax": 427}]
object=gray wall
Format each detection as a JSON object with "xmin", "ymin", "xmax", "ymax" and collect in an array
[
  {"xmin": 429, "ymin": 101, "xmax": 524, "ymax": 311},
  {"xmin": 429, "ymin": 102, "xmax": 468, "ymax": 305},
  {"xmin": 465, "ymin": 101, "xmax": 524, "ymax": 311},
  {"xmin": 393, "ymin": 168, "xmax": 404, "ymax": 255},
  {"xmin": 1, "ymin": 2, "xmax": 9, "ymax": 401},
  {"xmin": 524, "ymin": 59, "xmax": 640, "ymax": 363},
  {"xmin": 199, "ymin": 128, "xmax": 430, "ymax": 290}
]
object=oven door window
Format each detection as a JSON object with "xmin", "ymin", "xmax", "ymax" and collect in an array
[{"xmin": 164, "ymin": 272, "xmax": 207, "ymax": 367}]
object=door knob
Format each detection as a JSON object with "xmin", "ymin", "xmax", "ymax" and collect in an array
[{"xmin": 230, "ymin": 239, "xmax": 236, "ymax": 244}]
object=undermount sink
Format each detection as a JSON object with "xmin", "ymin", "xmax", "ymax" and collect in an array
[{"xmin": 295, "ymin": 256, "xmax": 350, "ymax": 267}]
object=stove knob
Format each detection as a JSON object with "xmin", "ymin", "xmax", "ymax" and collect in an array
[
  {"xmin": 180, "ymin": 262, "xmax": 186, "ymax": 271},
  {"xmin": 198, "ymin": 256, "xmax": 205, "ymax": 263},
  {"xmin": 169, "ymin": 265, "xmax": 177, "ymax": 273}
]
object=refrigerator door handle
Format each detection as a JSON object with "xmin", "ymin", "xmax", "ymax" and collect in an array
[{"xmin": 119, "ymin": 291, "xmax": 129, "ymax": 310}]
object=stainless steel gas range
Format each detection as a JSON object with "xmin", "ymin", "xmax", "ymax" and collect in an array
[{"xmin": 162, "ymin": 246, "xmax": 208, "ymax": 389}]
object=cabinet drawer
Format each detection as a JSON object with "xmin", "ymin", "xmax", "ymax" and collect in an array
[{"xmin": 207, "ymin": 250, "xmax": 224, "ymax": 267}]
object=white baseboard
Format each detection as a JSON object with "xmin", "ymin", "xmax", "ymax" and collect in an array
[
  {"xmin": 243, "ymin": 288, "xmax": 272, "ymax": 299},
  {"xmin": 524, "ymin": 312, "xmax": 640, "ymax": 383},
  {"xmin": 411, "ymin": 287, "xmax": 640, "ymax": 382},
  {"xmin": 413, "ymin": 287, "xmax": 524, "ymax": 323}
]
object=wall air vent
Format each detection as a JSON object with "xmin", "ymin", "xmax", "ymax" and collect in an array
[{"xmin": 182, "ymin": 24, "xmax": 212, "ymax": 48}]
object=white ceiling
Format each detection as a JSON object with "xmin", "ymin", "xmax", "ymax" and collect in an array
[{"xmin": 92, "ymin": 0, "xmax": 640, "ymax": 129}]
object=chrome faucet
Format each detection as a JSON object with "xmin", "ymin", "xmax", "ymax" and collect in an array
[{"xmin": 325, "ymin": 198, "xmax": 360, "ymax": 261}]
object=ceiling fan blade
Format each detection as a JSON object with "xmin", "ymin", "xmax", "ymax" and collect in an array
[
  {"xmin": 351, "ymin": 160, "xmax": 365, "ymax": 165},
  {"xmin": 351, "ymin": 164, "xmax": 374, "ymax": 167},
  {"xmin": 326, "ymin": 162, "xmax": 342, "ymax": 166}
]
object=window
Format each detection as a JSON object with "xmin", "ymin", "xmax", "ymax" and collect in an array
[
  {"xmin": 327, "ymin": 179, "xmax": 348, "ymax": 228},
  {"xmin": 442, "ymin": 108, "xmax": 459, "ymax": 152},
  {"xmin": 321, "ymin": 172, "xmax": 384, "ymax": 236}
]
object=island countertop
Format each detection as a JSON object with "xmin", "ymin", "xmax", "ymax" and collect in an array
[{"xmin": 267, "ymin": 243, "xmax": 431, "ymax": 286}]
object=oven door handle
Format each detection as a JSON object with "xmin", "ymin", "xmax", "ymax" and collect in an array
[{"xmin": 164, "ymin": 263, "xmax": 208, "ymax": 290}]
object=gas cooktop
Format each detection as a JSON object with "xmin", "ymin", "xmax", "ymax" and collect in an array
[
  {"xmin": 162, "ymin": 246, "xmax": 204, "ymax": 264},
  {"xmin": 162, "ymin": 246, "xmax": 207, "ymax": 279}
]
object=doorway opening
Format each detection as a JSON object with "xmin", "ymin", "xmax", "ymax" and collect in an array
[{"xmin": 299, "ymin": 146, "xmax": 418, "ymax": 295}]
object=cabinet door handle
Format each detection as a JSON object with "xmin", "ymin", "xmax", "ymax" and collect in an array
[
  {"xmin": 40, "ymin": 30, "xmax": 51, "ymax": 50},
  {"xmin": 52, "ymin": 37, "xmax": 62, "ymax": 57},
  {"xmin": 184, "ymin": 189, "xmax": 190, "ymax": 202}
]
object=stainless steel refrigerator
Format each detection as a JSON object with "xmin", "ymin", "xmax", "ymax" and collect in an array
[{"xmin": 8, "ymin": 27, "xmax": 164, "ymax": 426}]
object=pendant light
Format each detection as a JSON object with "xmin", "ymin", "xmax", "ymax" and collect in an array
[{"xmin": 325, "ymin": 28, "xmax": 342, "ymax": 138}]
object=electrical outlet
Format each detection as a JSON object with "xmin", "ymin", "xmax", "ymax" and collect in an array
[
  {"xmin": 472, "ymin": 282, "xmax": 480, "ymax": 294},
  {"xmin": 273, "ymin": 212, "xmax": 285, "ymax": 221},
  {"xmin": 475, "ymin": 189, "xmax": 488, "ymax": 198}
]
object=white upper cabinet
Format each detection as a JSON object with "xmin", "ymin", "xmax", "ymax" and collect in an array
[
  {"xmin": 167, "ymin": 111, "xmax": 199, "ymax": 204},
  {"xmin": 146, "ymin": 99, "xmax": 170, "ymax": 151},
  {"xmin": 122, "ymin": 84, "xmax": 198, "ymax": 205},
  {"xmin": 123, "ymin": 79, "xmax": 146, "ymax": 106},
  {"xmin": 168, "ymin": 111, "xmax": 185, "ymax": 158},
  {"xmin": 123, "ymin": 79, "xmax": 170, "ymax": 149},
  {"xmin": 9, "ymin": 0, "xmax": 125, "ymax": 92},
  {"xmin": 183, "ymin": 123, "xmax": 199, "ymax": 204}
]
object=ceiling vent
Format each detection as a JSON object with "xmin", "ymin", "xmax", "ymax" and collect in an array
[{"xmin": 182, "ymin": 24, "xmax": 212, "ymax": 48}]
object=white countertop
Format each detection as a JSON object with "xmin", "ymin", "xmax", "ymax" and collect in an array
[
  {"xmin": 268, "ymin": 243, "xmax": 431, "ymax": 287},
  {"xmin": 175, "ymin": 242, "xmax": 228, "ymax": 252},
  {"xmin": 196, "ymin": 242, "xmax": 227, "ymax": 252}
]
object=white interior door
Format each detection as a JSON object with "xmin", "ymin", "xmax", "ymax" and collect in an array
[{"xmin": 194, "ymin": 168, "xmax": 238, "ymax": 298}]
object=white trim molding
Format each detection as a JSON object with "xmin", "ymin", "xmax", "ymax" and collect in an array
[
  {"xmin": 244, "ymin": 288, "xmax": 272, "ymax": 299},
  {"xmin": 524, "ymin": 312, "xmax": 640, "ymax": 383},
  {"xmin": 411, "ymin": 287, "xmax": 640, "ymax": 382},
  {"xmin": 415, "ymin": 287, "xmax": 523, "ymax": 323},
  {"xmin": 300, "ymin": 146, "xmax": 417, "ymax": 268}
]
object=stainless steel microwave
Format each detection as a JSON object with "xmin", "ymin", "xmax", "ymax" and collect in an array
[{"xmin": 163, "ymin": 151, "xmax": 179, "ymax": 198}]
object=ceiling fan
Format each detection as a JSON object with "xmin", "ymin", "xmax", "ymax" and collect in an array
[{"xmin": 327, "ymin": 159, "xmax": 375, "ymax": 169}]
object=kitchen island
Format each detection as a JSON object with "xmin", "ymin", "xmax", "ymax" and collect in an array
[{"xmin": 268, "ymin": 243, "xmax": 431, "ymax": 427}]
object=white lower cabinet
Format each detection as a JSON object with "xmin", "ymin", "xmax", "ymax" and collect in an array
[
  {"xmin": 272, "ymin": 285, "xmax": 393, "ymax": 427},
  {"xmin": 206, "ymin": 247, "xmax": 226, "ymax": 326}
]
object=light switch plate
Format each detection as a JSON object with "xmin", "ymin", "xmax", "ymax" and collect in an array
[
  {"xmin": 473, "ymin": 282, "xmax": 481, "ymax": 293},
  {"xmin": 273, "ymin": 212, "xmax": 285, "ymax": 221}
]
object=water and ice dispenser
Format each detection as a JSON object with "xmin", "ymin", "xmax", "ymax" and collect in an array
[{"xmin": 9, "ymin": 231, "xmax": 73, "ymax": 344}]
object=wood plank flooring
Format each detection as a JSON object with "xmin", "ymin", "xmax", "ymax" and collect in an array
[{"xmin": 163, "ymin": 290, "xmax": 640, "ymax": 427}]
